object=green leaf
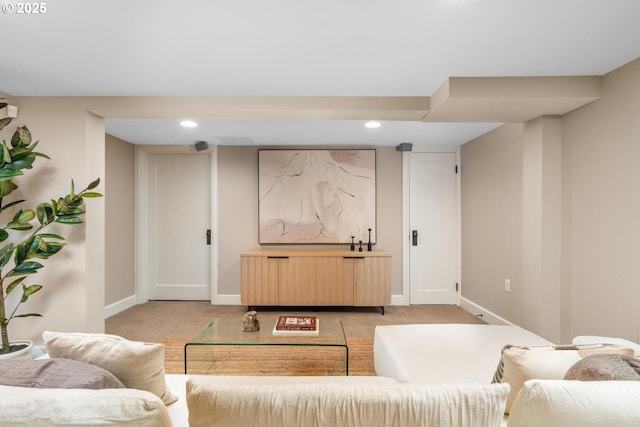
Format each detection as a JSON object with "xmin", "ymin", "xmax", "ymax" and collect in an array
[
  {"xmin": 0, "ymin": 180, "xmax": 18, "ymax": 197},
  {"xmin": 33, "ymin": 152, "xmax": 50, "ymax": 159},
  {"xmin": 70, "ymin": 179, "xmax": 75, "ymax": 197},
  {"xmin": 36, "ymin": 242, "xmax": 65, "ymax": 257},
  {"xmin": 56, "ymin": 216, "xmax": 83, "ymax": 224},
  {"xmin": 6, "ymin": 221, "xmax": 33, "ymax": 231},
  {"xmin": 0, "ymin": 229, "xmax": 8, "ymax": 243},
  {"xmin": 18, "ymin": 210, "xmax": 35, "ymax": 223},
  {"xmin": 87, "ymin": 178, "xmax": 101, "ymax": 190},
  {"xmin": 0, "ymin": 118, "xmax": 11, "ymax": 132},
  {"xmin": 11, "ymin": 126, "xmax": 31, "ymax": 148},
  {"xmin": 0, "ymin": 168, "xmax": 23, "ymax": 181},
  {"xmin": 20, "ymin": 284, "xmax": 42, "ymax": 303},
  {"xmin": 0, "ymin": 199, "xmax": 25, "ymax": 213},
  {"xmin": 23, "ymin": 284, "xmax": 42, "ymax": 297},
  {"xmin": 5, "ymin": 157, "xmax": 36, "ymax": 170},
  {"xmin": 0, "ymin": 243, "xmax": 13, "ymax": 267},
  {"xmin": 36, "ymin": 203, "xmax": 55, "ymax": 225},
  {"xmin": 36, "ymin": 233, "xmax": 65, "ymax": 240},
  {"xmin": 13, "ymin": 313, "xmax": 42, "ymax": 319},
  {"xmin": 1, "ymin": 144, "xmax": 11, "ymax": 164},
  {"xmin": 81, "ymin": 192, "xmax": 103, "ymax": 198},
  {"xmin": 6, "ymin": 276, "xmax": 26, "ymax": 295},
  {"xmin": 13, "ymin": 244, "xmax": 27, "ymax": 267},
  {"xmin": 9, "ymin": 261, "xmax": 44, "ymax": 276}
]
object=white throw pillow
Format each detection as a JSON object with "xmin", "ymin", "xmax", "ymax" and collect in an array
[
  {"xmin": 43, "ymin": 331, "xmax": 177, "ymax": 405},
  {"xmin": 507, "ymin": 380, "xmax": 640, "ymax": 427},
  {"xmin": 492, "ymin": 343, "xmax": 634, "ymax": 413},
  {"xmin": 0, "ymin": 384, "xmax": 172, "ymax": 427}
]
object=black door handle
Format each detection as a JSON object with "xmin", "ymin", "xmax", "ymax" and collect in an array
[
  {"xmin": 206, "ymin": 230, "xmax": 211, "ymax": 245},
  {"xmin": 412, "ymin": 230, "xmax": 418, "ymax": 246}
]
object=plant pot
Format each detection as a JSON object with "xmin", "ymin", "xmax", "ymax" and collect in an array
[{"xmin": 0, "ymin": 340, "xmax": 33, "ymax": 360}]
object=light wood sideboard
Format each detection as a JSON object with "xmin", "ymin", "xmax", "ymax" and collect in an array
[{"xmin": 240, "ymin": 249, "xmax": 391, "ymax": 314}]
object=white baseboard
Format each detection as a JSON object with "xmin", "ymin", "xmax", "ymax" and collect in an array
[
  {"xmin": 212, "ymin": 294, "xmax": 242, "ymax": 305},
  {"xmin": 104, "ymin": 295, "xmax": 137, "ymax": 319},
  {"xmin": 459, "ymin": 296, "xmax": 514, "ymax": 326},
  {"xmin": 108, "ymin": 293, "xmax": 406, "ymax": 313},
  {"xmin": 391, "ymin": 294, "xmax": 409, "ymax": 306}
]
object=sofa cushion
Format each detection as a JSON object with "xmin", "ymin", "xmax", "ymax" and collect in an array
[
  {"xmin": 0, "ymin": 384, "xmax": 172, "ymax": 427},
  {"xmin": 507, "ymin": 379, "xmax": 640, "ymax": 427},
  {"xmin": 186, "ymin": 376, "xmax": 511, "ymax": 427},
  {"xmin": 0, "ymin": 358, "xmax": 125, "ymax": 389},
  {"xmin": 492, "ymin": 343, "xmax": 634, "ymax": 413},
  {"xmin": 564, "ymin": 353, "xmax": 640, "ymax": 381},
  {"xmin": 43, "ymin": 331, "xmax": 177, "ymax": 405}
]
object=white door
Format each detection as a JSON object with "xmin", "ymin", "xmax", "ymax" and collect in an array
[
  {"xmin": 409, "ymin": 152, "xmax": 458, "ymax": 304},
  {"xmin": 146, "ymin": 154, "xmax": 211, "ymax": 300}
]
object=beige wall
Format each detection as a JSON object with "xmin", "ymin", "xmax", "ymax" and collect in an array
[
  {"xmin": 217, "ymin": 146, "xmax": 404, "ymax": 297},
  {"xmin": 562, "ymin": 58, "xmax": 640, "ymax": 342},
  {"xmin": 461, "ymin": 124, "xmax": 524, "ymax": 323},
  {"xmin": 0, "ymin": 98, "xmax": 105, "ymax": 344},
  {"xmin": 461, "ymin": 57, "xmax": 640, "ymax": 343},
  {"xmin": 105, "ymin": 134, "xmax": 135, "ymax": 305}
]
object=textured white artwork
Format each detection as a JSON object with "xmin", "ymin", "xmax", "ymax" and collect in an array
[{"xmin": 259, "ymin": 149, "xmax": 376, "ymax": 244}]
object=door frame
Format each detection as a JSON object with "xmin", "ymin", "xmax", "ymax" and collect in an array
[
  {"xmin": 135, "ymin": 145, "xmax": 219, "ymax": 304},
  {"xmin": 401, "ymin": 145, "xmax": 461, "ymax": 305}
]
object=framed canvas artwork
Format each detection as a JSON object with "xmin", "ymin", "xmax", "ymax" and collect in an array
[{"xmin": 259, "ymin": 149, "xmax": 376, "ymax": 244}]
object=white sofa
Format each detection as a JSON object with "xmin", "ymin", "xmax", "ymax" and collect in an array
[
  {"xmin": 2, "ymin": 327, "xmax": 640, "ymax": 426},
  {"xmin": 374, "ymin": 324, "xmax": 640, "ymax": 427}
]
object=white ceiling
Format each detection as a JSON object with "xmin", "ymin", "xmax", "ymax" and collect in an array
[{"xmin": 2, "ymin": 0, "xmax": 640, "ymax": 146}]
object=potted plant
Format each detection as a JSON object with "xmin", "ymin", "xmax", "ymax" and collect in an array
[{"xmin": 0, "ymin": 103, "xmax": 102, "ymax": 358}]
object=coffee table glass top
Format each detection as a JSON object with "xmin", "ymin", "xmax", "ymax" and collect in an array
[
  {"xmin": 184, "ymin": 315, "xmax": 349, "ymax": 375},
  {"xmin": 187, "ymin": 315, "xmax": 347, "ymax": 346}
]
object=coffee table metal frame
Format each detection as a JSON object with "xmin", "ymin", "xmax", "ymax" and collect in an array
[{"xmin": 184, "ymin": 315, "xmax": 349, "ymax": 375}]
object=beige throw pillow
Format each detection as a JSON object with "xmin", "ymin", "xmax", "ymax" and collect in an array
[
  {"xmin": 44, "ymin": 331, "xmax": 177, "ymax": 405},
  {"xmin": 492, "ymin": 343, "xmax": 634, "ymax": 413}
]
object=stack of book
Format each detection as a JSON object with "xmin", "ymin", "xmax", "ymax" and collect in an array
[{"xmin": 272, "ymin": 315, "xmax": 319, "ymax": 336}]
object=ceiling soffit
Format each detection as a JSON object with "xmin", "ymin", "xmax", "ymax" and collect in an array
[{"xmin": 425, "ymin": 76, "xmax": 603, "ymax": 123}]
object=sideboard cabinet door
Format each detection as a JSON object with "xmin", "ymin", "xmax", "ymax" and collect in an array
[
  {"xmin": 278, "ymin": 257, "xmax": 317, "ymax": 306},
  {"xmin": 353, "ymin": 256, "xmax": 391, "ymax": 307},
  {"xmin": 240, "ymin": 256, "xmax": 279, "ymax": 305},
  {"xmin": 316, "ymin": 257, "xmax": 354, "ymax": 305}
]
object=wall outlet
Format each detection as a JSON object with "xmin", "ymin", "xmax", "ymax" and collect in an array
[{"xmin": 504, "ymin": 279, "xmax": 511, "ymax": 293}]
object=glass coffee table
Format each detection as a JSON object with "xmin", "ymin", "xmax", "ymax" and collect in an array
[{"xmin": 184, "ymin": 315, "xmax": 349, "ymax": 375}]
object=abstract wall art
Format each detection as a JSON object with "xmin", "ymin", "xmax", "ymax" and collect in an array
[{"xmin": 259, "ymin": 149, "xmax": 376, "ymax": 244}]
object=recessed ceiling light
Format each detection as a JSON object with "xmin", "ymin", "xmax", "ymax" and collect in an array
[
  {"xmin": 180, "ymin": 120, "xmax": 198, "ymax": 128},
  {"xmin": 364, "ymin": 121, "xmax": 381, "ymax": 129}
]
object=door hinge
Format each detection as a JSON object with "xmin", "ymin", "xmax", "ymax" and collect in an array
[
  {"xmin": 455, "ymin": 282, "xmax": 459, "ymax": 292},
  {"xmin": 455, "ymin": 165, "xmax": 459, "ymax": 174}
]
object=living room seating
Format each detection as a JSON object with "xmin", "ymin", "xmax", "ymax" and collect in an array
[{"xmin": 1, "ymin": 327, "xmax": 639, "ymax": 426}]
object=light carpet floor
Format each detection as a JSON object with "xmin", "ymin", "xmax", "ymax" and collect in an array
[{"xmin": 106, "ymin": 302, "xmax": 484, "ymax": 375}]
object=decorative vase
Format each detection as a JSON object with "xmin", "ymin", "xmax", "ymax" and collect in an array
[{"xmin": 0, "ymin": 340, "xmax": 33, "ymax": 360}]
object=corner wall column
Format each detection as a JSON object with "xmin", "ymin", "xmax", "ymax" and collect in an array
[{"xmin": 521, "ymin": 116, "xmax": 562, "ymax": 342}]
